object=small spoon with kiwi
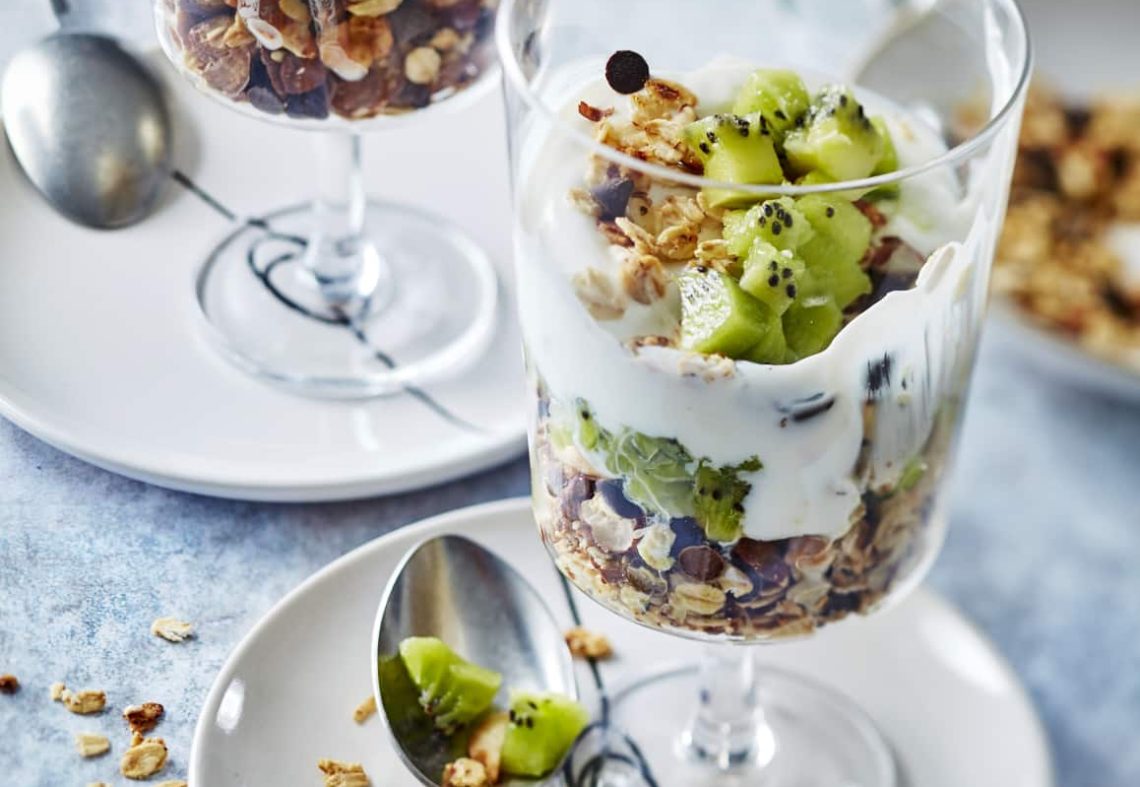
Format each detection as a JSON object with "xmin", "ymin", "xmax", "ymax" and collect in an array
[{"xmin": 372, "ymin": 535, "xmax": 584, "ymax": 786}]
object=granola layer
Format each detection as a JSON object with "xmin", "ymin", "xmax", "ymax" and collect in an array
[{"xmin": 529, "ymin": 381, "xmax": 952, "ymax": 641}]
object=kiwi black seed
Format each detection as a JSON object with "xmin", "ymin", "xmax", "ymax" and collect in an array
[
  {"xmin": 826, "ymin": 206, "xmax": 836, "ymax": 218},
  {"xmin": 768, "ymin": 274, "xmax": 780, "ymax": 287},
  {"xmin": 786, "ymin": 284, "xmax": 797, "ymax": 297},
  {"xmin": 605, "ymin": 50, "xmax": 651, "ymax": 94}
]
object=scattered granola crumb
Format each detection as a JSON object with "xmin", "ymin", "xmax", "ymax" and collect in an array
[
  {"xmin": 151, "ymin": 617, "xmax": 194, "ymax": 643},
  {"xmin": 564, "ymin": 627, "xmax": 614, "ymax": 660},
  {"xmin": 155, "ymin": 781, "xmax": 189, "ymax": 787},
  {"xmin": 442, "ymin": 757, "xmax": 489, "ymax": 787},
  {"xmin": 51, "ymin": 683, "xmax": 107, "ymax": 715},
  {"xmin": 88, "ymin": 783, "xmax": 110, "ymax": 787},
  {"xmin": 124, "ymin": 702, "xmax": 165, "ymax": 734},
  {"xmin": 318, "ymin": 759, "xmax": 371, "ymax": 786},
  {"xmin": 0, "ymin": 674, "xmax": 18, "ymax": 694},
  {"xmin": 75, "ymin": 732, "xmax": 111, "ymax": 758},
  {"xmin": 121, "ymin": 736, "xmax": 168, "ymax": 780},
  {"xmin": 353, "ymin": 695, "xmax": 377, "ymax": 724}
]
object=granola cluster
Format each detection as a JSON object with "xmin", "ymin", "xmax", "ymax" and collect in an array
[
  {"xmin": 530, "ymin": 388, "xmax": 950, "ymax": 641},
  {"xmin": 990, "ymin": 84, "xmax": 1140, "ymax": 367},
  {"xmin": 160, "ymin": 0, "xmax": 497, "ymax": 121}
]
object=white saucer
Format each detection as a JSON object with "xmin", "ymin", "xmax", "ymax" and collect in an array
[
  {"xmin": 190, "ymin": 498, "xmax": 1054, "ymax": 787},
  {"xmin": 0, "ymin": 52, "xmax": 525, "ymax": 500}
]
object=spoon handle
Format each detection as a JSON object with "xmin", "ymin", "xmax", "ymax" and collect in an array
[{"xmin": 49, "ymin": 0, "xmax": 70, "ymax": 23}]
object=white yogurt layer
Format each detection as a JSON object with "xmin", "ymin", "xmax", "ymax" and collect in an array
[{"xmin": 516, "ymin": 59, "xmax": 1002, "ymax": 541}]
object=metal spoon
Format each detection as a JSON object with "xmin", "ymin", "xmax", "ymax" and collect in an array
[
  {"xmin": 1, "ymin": 0, "xmax": 171, "ymax": 229},
  {"xmin": 372, "ymin": 535, "xmax": 579, "ymax": 787}
]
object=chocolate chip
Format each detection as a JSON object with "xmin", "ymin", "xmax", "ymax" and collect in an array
[
  {"xmin": 605, "ymin": 50, "xmax": 650, "ymax": 95},
  {"xmin": 590, "ymin": 178, "xmax": 636, "ymax": 222},
  {"xmin": 678, "ymin": 546, "xmax": 726, "ymax": 581}
]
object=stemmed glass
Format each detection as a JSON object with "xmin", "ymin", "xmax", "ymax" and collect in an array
[
  {"xmin": 498, "ymin": 0, "xmax": 1030, "ymax": 784},
  {"xmin": 154, "ymin": 0, "xmax": 499, "ymax": 397}
]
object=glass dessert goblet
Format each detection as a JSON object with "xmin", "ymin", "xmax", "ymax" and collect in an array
[
  {"xmin": 155, "ymin": 0, "xmax": 499, "ymax": 397},
  {"xmin": 499, "ymin": 0, "xmax": 1030, "ymax": 783}
]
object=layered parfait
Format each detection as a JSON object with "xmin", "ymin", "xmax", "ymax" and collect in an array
[
  {"xmin": 520, "ymin": 53, "xmax": 989, "ymax": 640},
  {"xmin": 157, "ymin": 0, "xmax": 497, "ymax": 121}
]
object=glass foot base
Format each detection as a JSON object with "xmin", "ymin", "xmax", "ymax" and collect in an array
[
  {"xmin": 573, "ymin": 663, "xmax": 896, "ymax": 787},
  {"xmin": 195, "ymin": 200, "xmax": 498, "ymax": 399}
]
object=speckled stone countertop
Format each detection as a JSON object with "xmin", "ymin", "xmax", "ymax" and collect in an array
[{"xmin": 1, "ymin": 329, "xmax": 1138, "ymax": 786}]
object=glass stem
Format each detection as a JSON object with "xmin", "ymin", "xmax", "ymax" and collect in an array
[
  {"xmin": 304, "ymin": 132, "xmax": 380, "ymax": 306},
  {"xmin": 681, "ymin": 645, "xmax": 775, "ymax": 771}
]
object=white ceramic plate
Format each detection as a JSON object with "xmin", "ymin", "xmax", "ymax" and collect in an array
[
  {"xmin": 190, "ymin": 498, "xmax": 1054, "ymax": 787},
  {"xmin": 0, "ymin": 51, "xmax": 526, "ymax": 500},
  {"xmin": 990, "ymin": 0, "xmax": 1140, "ymax": 401}
]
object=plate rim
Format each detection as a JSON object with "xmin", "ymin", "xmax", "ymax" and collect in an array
[
  {"xmin": 0, "ymin": 386, "xmax": 527, "ymax": 501},
  {"xmin": 189, "ymin": 496, "xmax": 1056, "ymax": 786}
]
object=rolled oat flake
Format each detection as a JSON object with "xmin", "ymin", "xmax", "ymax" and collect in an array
[{"xmin": 606, "ymin": 50, "xmax": 650, "ymax": 95}]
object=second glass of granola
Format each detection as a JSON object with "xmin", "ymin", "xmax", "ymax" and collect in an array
[{"xmin": 499, "ymin": 0, "xmax": 1031, "ymax": 783}]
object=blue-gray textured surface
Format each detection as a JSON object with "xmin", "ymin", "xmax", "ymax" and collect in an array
[{"xmin": 1, "ymin": 330, "xmax": 1138, "ymax": 787}]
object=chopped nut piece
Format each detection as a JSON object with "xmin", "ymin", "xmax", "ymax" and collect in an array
[
  {"xmin": 318, "ymin": 759, "xmax": 371, "ymax": 786},
  {"xmin": 124, "ymin": 702, "xmax": 165, "ymax": 734},
  {"xmin": 348, "ymin": 0, "xmax": 403, "ymax": 15},
  {"xmin": 564, "ymin": 627, "xmax": 614, "ymax": 660},
  {"xmin": 405, "ymin": 46, "xmax": 442, "ymax": 85},
  {"xmin": 467, "ymin": 712, "xmax": 508, "ymax": 783},
  {"xmin": 353, "ymin": 695, "xmax": 377, "ymax": 724},
  {"xmin": 430, "ymin": 27, "xmax": 462, "ymax": 51},
  {"xmin": 75, "ymin": 732, "xmax": 111, "ymax": 758},
  {"xmin": 151, "ymin": 617, "xmax": 194, "ymax": 643},
  {"xmin": 0, "ymin": 674, "xmax": 18, "ymax": 694},
  {"xmin": 442, "ymin": 757, "xmax": 489, "ymax": 787},
  {"xmin": 121, "ymin": 736, "xmax": 168, "ymax": 780}
]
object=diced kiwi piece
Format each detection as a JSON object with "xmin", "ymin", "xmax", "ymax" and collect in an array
[
  {"xmin": 573, "ymin": 400, "xmax": 602, "ymax": 451},
  {"xmin": 739, "ymin": 243, "xmax": 806, "ymax": 316},
  {"xmin": 783, "ymin": 296, "xmax": 844, "ymax": 359},
  {"xmin": 398, "ymin": 637, "xmax": 502, "ymax": 734},
  {"xmin": 683, "ymin": 114, "xmax": 783, "ymax": 209},
  {"xmin": 866, "ymin": 116, "xmax": 901, "ymax": 200},
  {"xmin": 795, "ymin": 194, "xmax": 873, "ymax": 309},
  {"xmin": 784, "ymin": 86, "xmax": 885, "ymax": 181},
  {"xmin": 679, "ymin": 267, "xmax": 783, "ymax": 362},
  {"xmin": 731, "ymin": 69, "xmax": 811, "ymax": 140},
  {"xmin": 897, "ymin": 456, "xmax": 928, "ymax": 492},
  {"xmin": 500, "ymin": 691, "xmax": 589, "ymax": 778},
  {"xmin": 693, "ymin": 457, "xmax": 762, "ymax": 543},
  {"xmin": 722, "ymin": 197, "xmax": 814, "ymax": 258},
  {"xmin": 871, "ymin": 117, "xmax": 898, "ymax": 175}
]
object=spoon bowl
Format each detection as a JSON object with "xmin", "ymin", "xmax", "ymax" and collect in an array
[
  {"xmin": 1, "ymin": 32, "xmax": 171, "ymax": 229},
  {"xmin": 372, "ymin": 535, "xmax": 578, "ymax": 786}
]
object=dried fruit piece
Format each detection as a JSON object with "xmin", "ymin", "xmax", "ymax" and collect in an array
[
  {"xmin": 442, "ymin": 757, "xmax": 489, "ymax": 787},
  {"xmin": 124, "ymin": 702, "xmax": 165, "ymax": 734},
  {"xmin": 151, "ymin": 617, "xmax": 194, "ymax": 643},
  {"xmin": 76, "ymin": 732, "xmax": 111, "ymax": 758},
  {"xmin": 49, "ymin": 682, "xmax": 66, "ymax": 701},
  {"xmin": 183, "ymin": 15, "xmax": 253, "ymax": 97},
  {"xmin": 564, "ymin": 627, "xmax": 613, "ymax": 660},
  {"xmin": 353, "ymin": 695, "xmax": 377, "ymax": 724},
  {"xmin": 120, "ymin": 736, "xmax": 168, "ymax": 780},
  {"xmin": 318, "ymin": 759, "xmax": 371, "ymax": 786},
  {"xmin": 0, "ymin": 674, "xmax": 18, "ymax": 694}
]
